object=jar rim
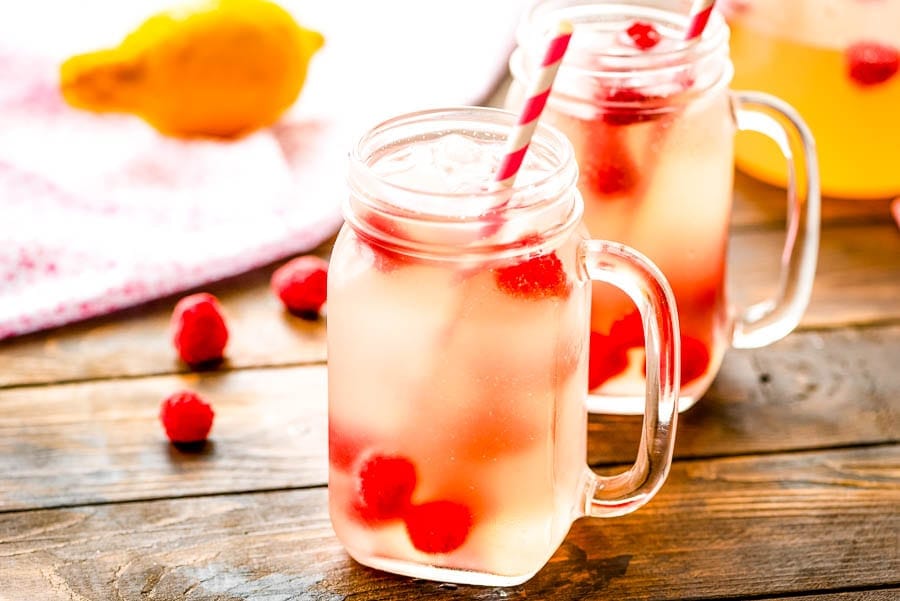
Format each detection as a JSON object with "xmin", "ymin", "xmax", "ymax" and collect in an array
[
  {"xmin": 347, "ymin": 106, "xmax": 578, "ymax": 222},
  {"xmin": 517, "ymin": 0, "xmax": 729, "ymax": 78},
  {"xmin": 345, "ymin": 107, "xmax": 582, "ymax": 258}
]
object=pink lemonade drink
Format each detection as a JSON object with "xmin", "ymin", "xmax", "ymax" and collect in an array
[
  {"xmin": 724, "ymin": 0, "xmax": 900, "ymax": 199},
  {"xmin": 508, "ymin": 1, "xmax": 820, "ymax": 414},
  {"xmin": 327, "ymin": 108, "xmax": 680, "ymax": 586}
]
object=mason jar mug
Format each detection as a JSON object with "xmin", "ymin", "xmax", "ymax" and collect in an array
[
  {"xmin": 508, "ymin": 0, "xmax": 820, "ymax": 414},
  {"xmin": 327, "ymin": 107, "xmax": 681, "ymax": 585}
]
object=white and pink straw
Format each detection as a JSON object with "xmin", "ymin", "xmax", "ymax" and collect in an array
[
  {"xmin": 494, "ymin": 20, "xmax": 573, "ymax": 189},
  {"xmin": 685, "ymin": 0, "xmax": 716, "ymax": 40}
]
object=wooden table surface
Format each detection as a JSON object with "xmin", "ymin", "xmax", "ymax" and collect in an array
[{"xmin": 2, "ymin": 160, "xmax": 899, "ymax": 597}]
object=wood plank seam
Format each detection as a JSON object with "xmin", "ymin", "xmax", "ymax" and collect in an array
[
  {"xmin": 588, "ymin": 440, "xmax": 900, "ymax": 471},
  {"xmin": 0, "ymin": 483, "xmax": 328, "ymax": 517},
  {"xmin": 0, "ymin": 359, "xmax": 329, "ymax": 392},
  {"xmin": 730, "ymin": 213, "xmax": 898, "ymax": 233},
  {"xmin": 2, "ymin": 441, "xmax": 896, "ymax": 517},
  {"xmin": 678, "ymin": 583, "xmax": 900, "ymax": 601},
  {"xmin": 3, "ymin": 317, "xmax": 900, "ymax": 392},
  {"xmin": 793, "ymin": 316, "xmax": 900, "ymax": 333}
]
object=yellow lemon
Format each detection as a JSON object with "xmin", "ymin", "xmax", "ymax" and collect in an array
[{"xmin": 60, "ymin": 0, "xmax": 324, "ymax": 138}]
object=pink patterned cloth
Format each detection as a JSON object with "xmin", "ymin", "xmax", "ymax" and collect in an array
[{"xmin": 0, "ymin": 1, "xmax": 523, "ymax": 340}]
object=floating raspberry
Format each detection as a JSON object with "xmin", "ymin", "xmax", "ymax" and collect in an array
[
  {"xmin": 328, "ymin": 419, "xmax": 370, "ymax": 471},
  {"xmin": 579, "ymin": 122, "xmax": 639, "ymax": 197},
  {"xmin": 356, "ymin": 454, "xmax": 417, "ymax": 522},
  {"xmin": 680, "ymin": 335, "xmax": 711, "ymax": 386},
  {"xmin": 363, "ymin": 238, "xmax": 413, "ymax": 273},
  {"xmin": 602, "ymin": 88, "xmax": 656, "ymax": 126},
  {"xmin": 171, "ymin": 293, "xmax": 229, "ymax": 366},
  {"xmin": 609, "ymin": 309, "xmax": 644, "ymax": 349},
  {"xmin": 639, "ymin": 334, "xmax": 712, "ymax": 387},
  {"xmin": 404, "ymin": 500, "xmax": 473, "ymax": 554},
  {"xmin": 596, "ymin": 308, "xmax": 713, "ymax": 388},
  {"xmin": 494, "ymin": 252, "xmax": 570, "ymax": 300},
  {"xmin": 847, "ymin": 42, "xmax": 899, "ymax": 87},
  {"xmin": 719, "ymin": 0, "xmax": 750, "ymax": 16},
  {"xmin": 626, "ymin": 21, "xmax": 661, "ymax": 51},
  {"xmin": 359, "ymin": 213, "xmax": 414, "ymax": 273},
  {"xmin": 159, "ymin": 390, "xmax": 214, "ymax": 443},
  {"xmin": 588, "ymin": 331, "xmax": 630, "ymax": 390},
  {"xmin": 271, "ymin": 255, "xmax": 328, "ymax": 317}
]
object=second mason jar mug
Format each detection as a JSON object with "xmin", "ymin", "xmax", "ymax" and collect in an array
[
  {"xmin": 508, "ymin": 0, "xmax": 821, "ymax": 414},
  {"xmin": 327, "ymin": 107, "xmax": 680, "ymax": 585}
]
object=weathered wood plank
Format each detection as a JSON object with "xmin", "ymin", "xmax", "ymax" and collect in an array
[
  {"xmin": 0, "ymin": 326, "xmax": 897, "ymax": 512},
  {"xmin": 0, "ymin": 366, "xmax": 328, "ymax": 512},
  {"xmin": 1, "ymin": 220, "xmax": 898, "ymax": 389},
  {"xmin": 729, "ymin": 222, "xmax": 900, "ymax": 330},
  {"xmin": 1, "ymin": 446, "xmax": 897, "ymax": 600},
  {"xmin": 758, "ymin": 592, "xmax": 900, "ymax": 601},
  {"xmin": 589, "ymin": 324, "xmax": 900, "ymax": 465},
  {"xmin": 731, "ymin": 171, "xmax": 895, "ymax": 229}
]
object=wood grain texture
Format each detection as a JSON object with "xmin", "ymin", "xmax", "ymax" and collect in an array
[
  {"xmin": 0, "ymin": 366, "xmax": 328, "ymax": 512},
  {"xmin": 1, "ymin": 220, "xmax": 898, "ymax": 389},
  {"xmin": 1, "ymin": 326, "xmax": 896, "ymax": 512},
  {"xmin": 729, "ymin": 222, "xmax": 900, "ymax": 330},
  {"xmin": 589, "ymin": 324, "xmax": 900, "ymax": 465},
  {"xmin": 730, "ymin": 171, "xmax": 896, "ymax": 229},
  {"xmin": 758, "ymin": 592, "xmax": 900, "ymax": 601},
  {"xmin": 1, "ymin": 446, "xmax": 897, "ymax": 601}
]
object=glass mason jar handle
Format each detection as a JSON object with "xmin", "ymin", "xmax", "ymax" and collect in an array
[
  {"xmin": 579, "ymin": 241, "xmax": 680, "ymax": 518},
  {"xmin": 731, "ymin": 91, "xmax": 821, "ymax": 349}
]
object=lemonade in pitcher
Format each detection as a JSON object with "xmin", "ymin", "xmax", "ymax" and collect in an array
[{"xmin": 725, "ymin": 0, "xmax": 900, "ymax": 198}]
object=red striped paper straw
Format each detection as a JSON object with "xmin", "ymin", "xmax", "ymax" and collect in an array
[
  {"xmin": 494, "ymin": 20, "xmax": 573, "ymax": 190},
  {"xmin": 685, "ymin": 0, "xmax": 716, "ymax": 40}
]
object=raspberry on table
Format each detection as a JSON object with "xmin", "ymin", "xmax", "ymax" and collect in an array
[
  {"xmin": 626, "ymin": 21, "xmax": 661, "ymax": 51},
  {"xmin": 847, "ymin": 41, "xmax": 899, "ymax": 87},
  {"xmin": 271, "ymin": 255, "xmax": 329, "ymax": 317},
  {"xmin": 494, "ymin": 252, "xmax": 570, "ymax": 301},
  {"xmin": 355, "ymin": 454, "xmax": 417, "ymax": 522},
  {"xmin": 404, "ymin": 500, "xmax": 473, "ymax": 554},
  {"xmin": 170, "ymin": 293, "xmax": 229, "ymax": 366},
  {"xmin": 159, "ymin": 390, "xmax": 215, "ymax": 444}
]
